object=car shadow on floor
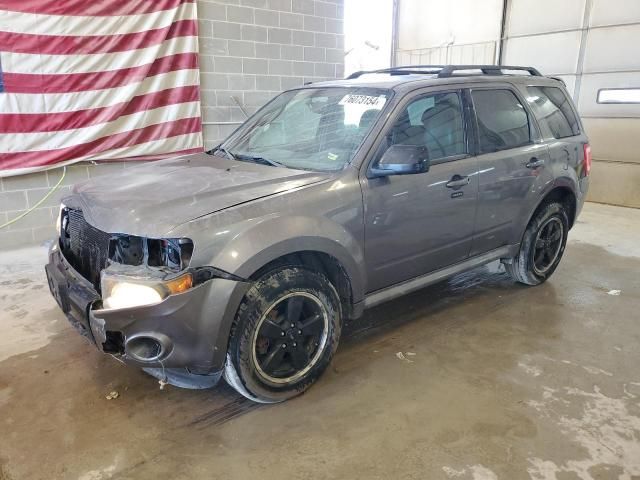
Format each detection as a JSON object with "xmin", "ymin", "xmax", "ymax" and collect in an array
[{"xmin": 342, "ymin": 261, "xmax": 519, "ymax": 344}]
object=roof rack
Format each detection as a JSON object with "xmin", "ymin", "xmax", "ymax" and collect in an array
[{"xmin": 346, "ymin": 64, "xmax": 543, "ymax": 80}]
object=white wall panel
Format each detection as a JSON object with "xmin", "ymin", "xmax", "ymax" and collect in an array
[
  {"xmin": 586, "ymin": 160, "xmax": 640, "ymax": 208},
  {"xmin": 507, "ymin": 0, "xmax": 585, "ymax": 36},
  {"xmin": 555, "ymin": 75, "xmax": 577, "ymax": 97},
  {"xmin": 449, "ymin": 42, "xmax": 497, "ymax": 64},
  {"xmin": 398, "ymin": 0, "xmax": 502, "ymax": 51},
  {"xmin": 502, "ymin": 31, "xmax": 582, "ymax": 75},
  {"xmin": 590, "ymin": 0, "xmax": 640, "ymax": 27},
  {"xmin": 397, "ymin": 41, "xmax": 496, "ymax": 66},
  {"xmin": 578, "ymin": 72, "xmax": 640, "ymax": 117},
  {"xmin": 582, "ymin": 118, "xmax": 640, "ymax": 164},
  {"xmin": 583, "ymin": 25, "xmax": 640, "ymax": 73}
]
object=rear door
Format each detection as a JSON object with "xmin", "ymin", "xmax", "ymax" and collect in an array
[
  {"xmin": 467, "ymin": 85, "xmax": 552, "ymax": 256},
  {"xmin": 362, "ymin": 88, "xmax": 479, "ymax": 292}
]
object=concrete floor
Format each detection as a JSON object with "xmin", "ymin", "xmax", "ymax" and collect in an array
[{"xmin": 1, "ymin": 202, "xmax": 639, "ymax": 480}]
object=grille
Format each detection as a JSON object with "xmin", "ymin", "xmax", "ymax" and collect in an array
[{"xmin": 61, "ymin": 208, "xmax": 111, "ymax": 291}]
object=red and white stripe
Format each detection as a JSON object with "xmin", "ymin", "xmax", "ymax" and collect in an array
[{"xmin": 0, "ymin": 0, "xmax": 203, "ymax": 176}]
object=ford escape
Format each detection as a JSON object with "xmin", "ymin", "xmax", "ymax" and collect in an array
[{"xmin": 45, "ymin": 65, "xmax": 591, "ymax": 403}]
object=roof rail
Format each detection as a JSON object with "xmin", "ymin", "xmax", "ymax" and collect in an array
[
  {"xmin": 346, "ymin": 64, "xmax": 542, "ymax": 80},
  {"xmin": 346, "ymin": 65, "xmax": 443, "ymax": 79},
  {"xmin": 437, "ymin": 65, "xmax": 542, "ymax": 77}
]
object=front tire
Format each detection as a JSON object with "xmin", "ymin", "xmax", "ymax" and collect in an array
[
  {"xmin": 504, "ymin": 201, "xmax": 569, "ymax": 286},
  {"xmin": 224, "ymin": 266, "xmax": 341, "ymax": 403}
]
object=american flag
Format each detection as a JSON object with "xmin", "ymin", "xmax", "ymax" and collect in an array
[{"xmin": 0, "ymin": 0, "xmax": 203, "ymax": 176}]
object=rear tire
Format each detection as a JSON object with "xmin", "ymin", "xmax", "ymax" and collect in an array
[
  {"xmin": 504, "ymin": 201, "xmax": 569, "ymax": 286},
  {"xmin": 224, "ymin": 266, "xmax": 341, "ymax": 403}
]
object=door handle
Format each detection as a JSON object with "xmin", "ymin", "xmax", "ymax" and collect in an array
[
  {"xmin": 446, "ymin": 175, "xmax": 470, "ymax": 189},
  {"xmin": 526, "ymin": 157, "xmax": 545, "ymax": 169}
]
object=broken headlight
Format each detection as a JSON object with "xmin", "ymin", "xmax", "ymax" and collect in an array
[
  {"xmin": 101, "ymin": 236, "xmax": 195, "ymax": 309},
  {"xmin": 109, "ymin": 236, "xmax": 194, "ymax": 271}
]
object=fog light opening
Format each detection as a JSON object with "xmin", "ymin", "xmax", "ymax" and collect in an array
[
  {"xmin": 103, "ymin": 331, "xmax": 125, "ymax": 355},
  {"xmin": 126, "ymin": 336, "xmax": 163, "ymax": 361}
]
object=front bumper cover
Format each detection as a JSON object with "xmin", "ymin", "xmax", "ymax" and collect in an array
[{"xmin": 45, "ymin": 242, "xmax": 250, "ymax": 384}]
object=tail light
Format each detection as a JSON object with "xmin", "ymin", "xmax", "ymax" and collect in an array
[{"xmin": 583, "ymin": 143, "xmax": 592, "ymax": 177}]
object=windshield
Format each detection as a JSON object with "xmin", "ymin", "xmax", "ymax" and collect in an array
[{"xmin": 218, "ymin": 87, "xmax": 391, "ymax": 171}]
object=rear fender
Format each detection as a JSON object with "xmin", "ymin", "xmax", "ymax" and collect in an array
[{"xmin": 513, "ymin": 177, "xmax": 578, "ymax": 244}]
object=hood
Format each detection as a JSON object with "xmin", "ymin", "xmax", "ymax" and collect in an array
[{"xmin": 68, "ymin": 153, "xmax": 330, "ymax": 237}]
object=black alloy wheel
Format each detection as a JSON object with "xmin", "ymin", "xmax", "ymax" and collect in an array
[
  {"xmin": 504, "ymin": 201, "xmax": 569, "ymax": 286},
  {"xmin": 225, "ymin": 266, "xmax": 341, "ymax": 403},
  {"xmin": 532, "ymin": 217, "xmax": 564, "ymax": 276},
  {"xmin": 252, "ymin": 292, "xmax": 329, "ymax": 384}
]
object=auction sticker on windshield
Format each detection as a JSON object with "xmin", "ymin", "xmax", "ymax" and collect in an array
[{"xmin": 339, "ymin": 94, "xmax": 387, "ymax": 109}]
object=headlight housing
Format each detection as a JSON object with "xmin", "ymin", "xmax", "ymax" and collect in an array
[
  {"xmin": 56, "ymin": 203, "xmax": 66, "ymax": 236},
  {"xmin": 101, "ymin": 272, "xmax": 193, "ymax": 310},
  {"xmin": 109, "ymin": 235, "xmax": 194, "ymax": 270}
]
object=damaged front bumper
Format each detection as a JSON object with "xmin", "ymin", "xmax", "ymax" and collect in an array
[{"xmin": 45, "ymin": 242, "xmax": 250, "ymax": 388}]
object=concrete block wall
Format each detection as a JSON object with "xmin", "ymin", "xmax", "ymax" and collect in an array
[
  {"xmin": 0, "ymin": 0, "xmax": 345, "ymax": 250},
  {"xmin": 0, "ymin": 162, "xmax": 130, "ymax": 250},
  {"xmin": 197, "ymin": 0, "xmax": 345, "ymax": 149}
]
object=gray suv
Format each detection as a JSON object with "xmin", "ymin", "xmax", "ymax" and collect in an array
[{"xmin": 45, "ymin": 65, "xmax": 591, "ymax": 403}]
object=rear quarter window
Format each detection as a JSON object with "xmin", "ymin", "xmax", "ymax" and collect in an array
[{"xmin": 525, "ymin": 86, "xmax": 581, "ymax": 139}]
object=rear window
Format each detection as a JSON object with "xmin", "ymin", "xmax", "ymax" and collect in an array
[
  {"xmin": 525, "ymin": 86, "xmax": 580, "ymax": 139},
  {"xmin": 471, "ymin": 89, "xmax": 531, "ymax": 154}
]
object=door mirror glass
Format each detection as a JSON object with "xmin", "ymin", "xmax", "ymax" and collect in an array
[{"xmin": 371, "ymin": 144, "xmax": 430, "ymax": 177}]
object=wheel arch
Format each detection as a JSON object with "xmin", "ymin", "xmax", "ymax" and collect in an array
[
  {"xmin": 247, "ymin": 250, "xmax": 358, "ymax": 320},
  {"xmin": 538, "ymin": 185, "xmax": 577, "ymax": 228},
  {"xmin": 524, "ymin": 184, "xmax": 578, "ymax": 235}
]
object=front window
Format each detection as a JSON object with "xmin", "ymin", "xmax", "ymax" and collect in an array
[
  {"xmin": 219, "ymin": 87, "xmax": 391, "ymax": 171},
  {"xmin": 385, "ymin": 91, "xmax": 466, "ymax": 162}
]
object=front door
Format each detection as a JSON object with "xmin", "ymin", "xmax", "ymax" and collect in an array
[{"xmin": 362, "ymin": 89, "xmax": 479, "ymax": 292}]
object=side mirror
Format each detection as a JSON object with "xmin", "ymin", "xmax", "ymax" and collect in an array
[{"xmin": 370, "ymin": 144, "xmax": 430, "ymax": 177}]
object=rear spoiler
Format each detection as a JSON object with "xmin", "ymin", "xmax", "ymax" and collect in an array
[{"xmin": 549, "ymin": 76, "xmax": 566, "ymax": 86}]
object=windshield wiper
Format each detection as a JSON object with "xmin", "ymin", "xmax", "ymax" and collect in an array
[
  {"xmin": 233, "ymin": 153, "xmax": 285, "ymax": 168},
  {"xmin": 207, "ymin": 145, "xmax": 236, "ymax": 160},
  {"xmin": 207, "ymin": 147, "xmax": 284, "ymax": 168}
]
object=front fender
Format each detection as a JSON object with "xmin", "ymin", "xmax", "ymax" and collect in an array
[{"xmin": 209, "ymin": 214, "xmax": 366, "ymax": 303}]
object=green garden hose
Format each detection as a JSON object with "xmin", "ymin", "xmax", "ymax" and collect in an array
[{"xmin": 0, "ymin": 167, "xmax": 66, "ymax": 230}]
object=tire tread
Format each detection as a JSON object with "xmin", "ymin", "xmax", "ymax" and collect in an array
[{"xmin": 505, "ymin": 201, "xmax": 569, "ymax": 286}]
